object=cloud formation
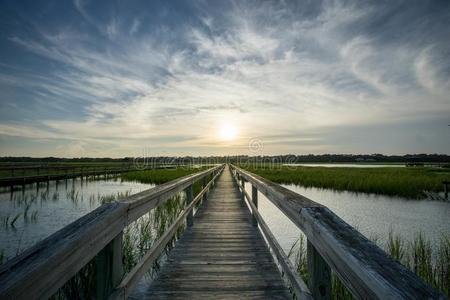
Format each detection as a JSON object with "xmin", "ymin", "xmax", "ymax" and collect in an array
[{"xmin": 0, "ymin": 0, "xmax": 449, "ymax": 156}]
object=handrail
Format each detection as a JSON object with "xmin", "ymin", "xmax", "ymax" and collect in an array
[
  {"xmin": 230, "ymin": 164, "xmax": 444, "ymax": 300},
  {"xmin": 0, "ymin": 165, "xmax": 175, "ymax": 187},
  {"xmin": 0, "ymin": 165, "xmax": 224, "ymax": 300},
  {"xmin": 234, "ymin": 175, "xmax": 312, "ymax": 300},
  {"xmin": 109, "ymin": 168, "xmax": 223, "ymax": 300}
]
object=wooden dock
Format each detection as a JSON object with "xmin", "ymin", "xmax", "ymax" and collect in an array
[
  {"xmin": 140, "ymin": 166, "xmax": 291, "ymax": 299},
  {"xmin": 0, "ymin": 165, "xmax": 175, "ymax": 188}
]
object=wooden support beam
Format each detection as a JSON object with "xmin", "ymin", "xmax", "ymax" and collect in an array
[
  {"xmin": 186, "ymin": 185, "xmax": 194, "ymax": 227},
  {"xmin": 240, "ymin": 178, "xmax": 245, "ymax": 202},
  {"xmin": 444, "ymin": 181, "xmax": 449, "ymax": 199},
  {"xmin": 251, "ymin": 185, "xmax": 258, "ymax": 226},
  {"xmin": 202, "ymin": 177, "xmax": 207, "ymax": 203},
  {"xmin": 307, "ymin": 240, "xmax": 331, "ymax": 300},
  {"xmin": 96, "ymin": 233, "xmax": 124, "ymax": 300}
]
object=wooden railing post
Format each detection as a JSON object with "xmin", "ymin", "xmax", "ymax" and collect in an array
[
  {"xmin": 307, "ymin": 240, "xmax": 331, "ymax": 300},
  {"xmin": 240, "ymin": 177, "xmax": 245, "ymax": 203},
  {"xmin": 186, "ymin": 184, "xmax": 194, "ymax": 226},
  {"xmin": 251, "ymin": 185, "xmax": 258, "ymax": 226},
  {"xmin": 96, "ymin": 232, "xmax": 124, "ymax": 300},
  {"xmin": 444, "ymin": 181, "xmax": 449, "ymax": 199},
  {"xmin": 202, "ymin": 177, "xmax": 207, "ymax": 203}
]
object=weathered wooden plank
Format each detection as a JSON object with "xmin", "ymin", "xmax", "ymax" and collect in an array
[
  {"xmin": 97, "ymin": 233, "xmax": 124, "ymax": 300},
  {"xmin": 156, "ymin": 273, "xmax": 286, "ymax": 281},
  {"xmin": 251, "ymin": 184, "xmax": 258, "ymax": 226},
  {"xmin": 202, "ymin": 177, "xmax": 207, "ymax": 203},
  {"xmin": 185, "ymin": 185, "xmax": 194, "ymax": 227},
  {"xmin": 133, "ymin": 290, "xmax": 291, "ymax": 300},
  {"xmin": 307, "ymin": 240, "xmax": 331, "ymax": 300},
  {"xmin": 148, "ymin": 280, "xmax": 287, "ymax": 291},
  {"xmin": 161, "ymin": 264, "xmax": 277, "ymax": 273}
]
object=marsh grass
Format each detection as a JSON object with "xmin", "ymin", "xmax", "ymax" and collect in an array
[
  {"xmin": 241, "ymin": 165, "xmax": 450, "ymax": 198},
  {"xmin": 288, "ymin": 232, "xmax": 450, "ymax": 298},
  {"xmin": 121, "ymin": 166, "xmax": 209, "ymax": 185}
]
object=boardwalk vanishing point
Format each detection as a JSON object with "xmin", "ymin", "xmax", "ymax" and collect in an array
[{"xmin": 141, "ymin": 166, "xmax": 291, "ymax": 299}]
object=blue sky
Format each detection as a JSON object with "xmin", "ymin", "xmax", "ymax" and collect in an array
[{"xmin": 0, "ymin": 0, "xmax": 449, "ymax": 157}]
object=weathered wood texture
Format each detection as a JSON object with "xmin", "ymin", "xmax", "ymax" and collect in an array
[
  {"xmin": 231, "ymin": 165, "xmax": 445, "ymax": 300},
  {"xmin": 141, "ymin": 166, "xmax": 291, "ymax": 299},
  {"xmin": 233, "ymin": 174, "xmax": 312, "ymax": 300},
  {"xmin": 97, "ymin": 233, "xmax": 124, "ymax": 300},
  {"xmin": 307, "ymin": 240, "xmax": 331, "ymax": 300},
  {"xmin": 0, "ymin": 165, "xmax": 222, "ymax": 300}
]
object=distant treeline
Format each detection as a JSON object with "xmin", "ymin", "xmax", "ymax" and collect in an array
[
  {"xmin": 229, "ymin": 154, "xmax": 450, "ymax": 163},
  {"xmin": 1, "ymin": 154, "xmax": 450, "ymax": 164}
]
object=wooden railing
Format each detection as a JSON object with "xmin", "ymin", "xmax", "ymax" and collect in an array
[
  {"xmin": 0, "ymin": 165, "xmax": 224, "ymax": 300},
  {"xmin": 230, "ymin": 164, "xmax": 445, "ymax": 300},
  {"xmin": 0, "ymin": 165, "xmax": 176, "ymax": 188}
]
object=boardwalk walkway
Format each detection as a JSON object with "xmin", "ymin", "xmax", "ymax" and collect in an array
[{"xmin": 141, "ymin": 166, "xmax": 291, "ymax": 299}]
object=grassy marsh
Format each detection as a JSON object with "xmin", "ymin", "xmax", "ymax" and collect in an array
[
  {"xmin": 121, "ymin": 166, "xmax": 210, "ymax": 185},
  {"xmin": 240, "ymin": 164, "xmax": 450, "ymax": 198}
]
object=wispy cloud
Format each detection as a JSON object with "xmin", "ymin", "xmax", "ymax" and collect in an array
[{"xmin": 0, "ymin": 0, "xmax": 449, "ymax": 156}]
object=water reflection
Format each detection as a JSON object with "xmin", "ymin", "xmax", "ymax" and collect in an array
[{"xmin": 0, "ymin": 177, "xmax": 152, "ymax": 261}]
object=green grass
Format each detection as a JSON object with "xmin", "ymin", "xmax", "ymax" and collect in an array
[
  {"xmin": 121, "ymin": 166, "xmax": 210, "ymax": 185},
  {"xmin": 288, "ymin": 232, "xmax": 450, "ymax": 298},
  {"xmin": 240, "ymin": 164, "xmax": 450, "ymax": 198}
]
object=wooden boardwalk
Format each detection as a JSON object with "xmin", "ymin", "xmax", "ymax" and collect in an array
[
  {"xmin": 140, "ymin": 166, "xmax": 291, "ymax": 299},
  {"xmin": 2, "ymin": 165, "xmax": 442, "ymax": 300}
]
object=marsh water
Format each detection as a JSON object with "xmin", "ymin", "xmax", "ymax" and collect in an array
[
  {"xmin": 1, "ymin": 174, "xmax": 449, "ymax": 264},
  {"xmin": 0, "ymin": 177, "xmax": 152, "ymax": 261},
  {"xmin": 250, "ymin": 182, "xmax": 450, "ymax": 254}
]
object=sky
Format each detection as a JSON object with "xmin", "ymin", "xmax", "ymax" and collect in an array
[{"xmin": 0, "ymin": 0, "xmax": 449, "ymax": 157}]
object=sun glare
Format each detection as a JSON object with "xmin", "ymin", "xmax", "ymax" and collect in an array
[{"xmin": 219, "ymin": 123, "xmax": 238, "ymax": 141}]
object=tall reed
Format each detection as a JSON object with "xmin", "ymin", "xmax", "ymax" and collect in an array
[{"xmin": 288, "ymin": 232, "xmax": 450, "ymax": 298}]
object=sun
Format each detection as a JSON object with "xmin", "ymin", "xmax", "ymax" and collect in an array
[{"xmin": 219, "ymin": 123, "xmax": 238, "ymax": 141}]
